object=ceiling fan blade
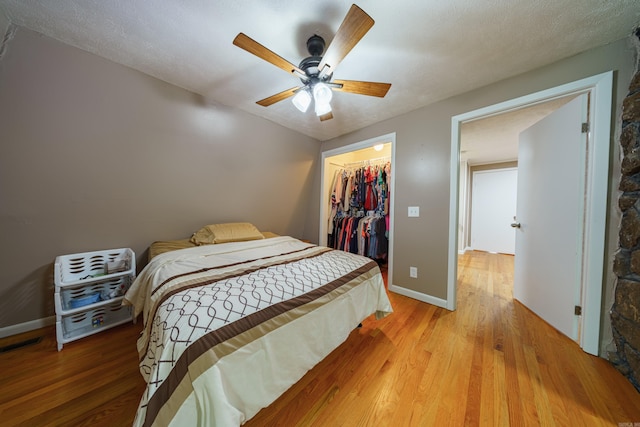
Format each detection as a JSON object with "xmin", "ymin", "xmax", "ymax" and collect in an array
[
  {"xmin": 318, "ymin": 4, "xmax": 374, "ymax": 74},
  {"xmin": 319, "ymin": 112, "xmax": 334, "ymax": 121},
  {"xmin": 256, "ymin": 87, "xmax": 300, "ymax": 107},
  {"xmin": 233, "ymin": 33, "xmax": 305, "ymax": 76},
  {"xmin": 332, "ymin": 79, "xmax": 391, "ymax": 97}
]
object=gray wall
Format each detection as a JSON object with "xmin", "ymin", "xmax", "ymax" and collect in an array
[
  {"xmin": 314, "ymin": 37, "xmax": 637, "ymax": 354},
  {"xmin": 0, "ymin": 27, "xmax": 319, "ymax": 329}
]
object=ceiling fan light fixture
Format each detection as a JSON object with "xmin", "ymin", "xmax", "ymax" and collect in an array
[
  {"xmin": 292, "ymin": 89, "xmax": 311, "ymax": 112},
  {"xmin": 313, "ymin": 82, "xmax": 333, "ymax": 105},
  {"xmin": 315, "ymin": 100, "xmax": 332, "ymax": 116}
]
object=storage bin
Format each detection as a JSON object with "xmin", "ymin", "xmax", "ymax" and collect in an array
[
  {"xmin": 54, "ymin": 274, "xmax": 133, "ymax": 313},
  {"xmin": 60, "ymin": 301, "xmax": 131, "ymax": 336},
  {"xmin": 56, "ymin": 302, "xmax": 133, "ymax": 351},
  {"xmin": 54, "ymin": 248, "xmax": 135, "ymax": 287},
  {"xmin": 54, "ymin": 247, "xmax": 135, "ymax": 350}
]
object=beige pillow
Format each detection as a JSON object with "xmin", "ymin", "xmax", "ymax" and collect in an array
[{"xmin": 190, "ymin": 222, "xmax": 265, "ymax": 245}]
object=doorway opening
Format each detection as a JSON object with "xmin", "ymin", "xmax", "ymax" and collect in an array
[
  {"xmin": 459, "ymin": 94, "xmax": 577, "ymax": 256},
  {"xmin": 448, "ymin": 72, "xmax": 613, "ymax": 356},
  {"xmin": 320, "ymin": 133, "xmax": 396, "ymax": 287}
]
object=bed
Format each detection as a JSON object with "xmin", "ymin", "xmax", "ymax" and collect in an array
[{"xmin": 124, "ymin": 223, "xmax": 393, "ymax": 427}]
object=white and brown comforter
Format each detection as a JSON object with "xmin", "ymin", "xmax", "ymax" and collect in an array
[{"xmin": 124, "ymin": 236, "xmax": 393, "ymax": 427}]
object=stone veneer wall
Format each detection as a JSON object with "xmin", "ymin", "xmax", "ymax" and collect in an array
[{"xmin": 612, "ymin": 27, "xmax": 640, "ymax": 393}]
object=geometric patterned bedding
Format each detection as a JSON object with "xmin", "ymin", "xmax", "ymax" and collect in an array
[{"xmin": 124, "ymin": 236, "xmax": 393, "ymax": 426}]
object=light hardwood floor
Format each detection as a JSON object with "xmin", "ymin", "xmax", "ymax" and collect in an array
[{"xmin": 1, "ymin": 251, "xmax": 639, "ymax": 426}]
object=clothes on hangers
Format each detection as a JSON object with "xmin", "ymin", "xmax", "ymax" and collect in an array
[
  {"xmin": 329, "ymin": 213, "xmax": 388, "ymax": 261},
  {"xmin": 327, "ymin": 160, "xmax": 391, "ymax": 261}
]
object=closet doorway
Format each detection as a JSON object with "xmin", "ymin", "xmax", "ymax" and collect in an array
[{"xmin": 320, "ymin": 133, "xmax": 396, "ymax": 286}]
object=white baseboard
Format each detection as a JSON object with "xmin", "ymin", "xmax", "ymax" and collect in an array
[
  {"xmin": 0, "ymin": 316, "xmax": 55, "ymax": 338},
  {"xmin": 388, "ymin": 284, "xmax": 448, "ymax": 310}
]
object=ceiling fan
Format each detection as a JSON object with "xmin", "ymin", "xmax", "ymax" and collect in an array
[{"xmin": 232, "ymin": 4, "xmax": 391, "ymax": 122}]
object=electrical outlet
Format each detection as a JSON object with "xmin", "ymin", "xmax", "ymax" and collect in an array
[
  {"xmin": 408, "ymin": 206, "xmax": 420, "ymax": 217},
  {"xmin": 409, "ymin": 266, "xmax": 418, "ymax": 278}
]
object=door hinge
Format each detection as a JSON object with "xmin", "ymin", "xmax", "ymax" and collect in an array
[
  {"xmin": 581, "ymin": 122, "xmax": 589, "ymax": 133},
  {"xmin": 575, "ymin": 305, "xmax": 582, "ymax": 316}
]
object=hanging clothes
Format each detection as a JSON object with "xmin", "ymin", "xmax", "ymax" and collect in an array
[
  {"xmin": 327, "ymin": 159, "xmax": 391, "ymax": 262},
  {"xmin": 329, "ymin": 213, "xmax": 388, "ymax": 262}
]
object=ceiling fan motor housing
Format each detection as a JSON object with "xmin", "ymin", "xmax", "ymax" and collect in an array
[
  {"xmin": 298, "ymin": 35, "xmax": 329, "ymax": 83},
  {"xmin": 306, "ymin": 34, "xmax": 325, "ymax": 57}
]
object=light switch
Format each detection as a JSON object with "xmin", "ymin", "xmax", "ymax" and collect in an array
[
  {"xmin": 409, "ymin": 267, "xmax": 418, "ymax": 278},
  {"xmin": 408, "ymin": 206, "xmax": 420, "ymax": 217}
]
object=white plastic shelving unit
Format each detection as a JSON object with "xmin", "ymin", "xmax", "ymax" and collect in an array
[{"xmin": 54, "ymin": 248, "xmax": 135, "ymax": 351}]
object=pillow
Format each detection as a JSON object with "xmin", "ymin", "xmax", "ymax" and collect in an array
[{"xmin": 190, "ymin": 222, "xmax": 265, "ymax": 245}]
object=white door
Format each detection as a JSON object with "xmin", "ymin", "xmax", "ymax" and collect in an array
[
  {"xmin": 513, "ymin": 94, "xmax": 588, "ymax": 341},
  {"xmin": 470, "ymin": 168, "xmax": 517, "ymax": 254}
]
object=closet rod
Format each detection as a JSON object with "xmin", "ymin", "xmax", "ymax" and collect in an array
[{"xmin": 342, "ymin": 156, "xmax": 391, "ymax": 168}]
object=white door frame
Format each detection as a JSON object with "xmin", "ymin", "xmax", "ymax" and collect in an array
[
  {"xmin": 447, "ymin": 72, "xmax": 613, "ymax": 356},
  {"xmin": 320, "ymin": 132, "xmax": 397, "ymax": 286}
]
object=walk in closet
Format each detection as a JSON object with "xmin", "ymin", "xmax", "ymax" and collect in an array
[{"xmin": 321, "ymin": 140, "xmax": 393, "ymax": 268}]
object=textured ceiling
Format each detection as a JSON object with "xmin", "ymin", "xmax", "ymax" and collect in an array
[{"xmin": 0, "ymin": 0, "xmax": 638, "ymax": 145}]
